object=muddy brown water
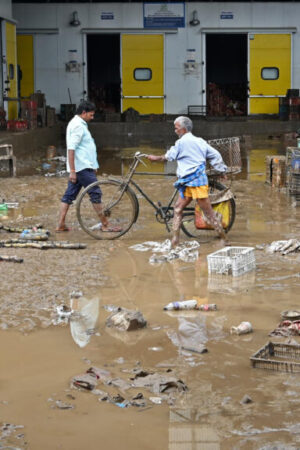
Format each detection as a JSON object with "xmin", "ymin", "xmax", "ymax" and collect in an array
[{"xmin": 1, "ymin": 140, "xmax": 300, "ymax": 449}]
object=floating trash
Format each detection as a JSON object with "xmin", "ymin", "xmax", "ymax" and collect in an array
[
  {"xmin": 230, "ymin": 321, "xmax": 253, "ymax": 335},
  {"xmin": 131, "ymin": 239, "xmax": 200, "ymax": 265}
]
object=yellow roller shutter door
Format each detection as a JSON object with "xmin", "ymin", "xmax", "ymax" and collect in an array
[
  {"xmin": 122, "ymin": 34, "xmax": 164, "ymax": 114},
  {"xmin": 249, "ymin": 34, "xmax": 291, "ymax": 114}
]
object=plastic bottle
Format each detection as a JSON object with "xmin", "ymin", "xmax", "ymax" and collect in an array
[
  {"xmin": 198, "ymin": 303, "xmax": 217, "ymax": 311},
  {"xmin": 0, "ymin": 203, "xmax": 8, "ymax": 211},
  {"xmin": 163, "ymin": 299, "xmax": 198, "ymax": 311},
  {"xmin": 230, "ymin": 321, "xmax": 253, "ymax": 335}
]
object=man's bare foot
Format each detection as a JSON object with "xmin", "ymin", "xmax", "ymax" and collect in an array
[
  {"xmin": 55, "ymin": 226, "xmax": 71, "ymax": 232},
  {"xmin": 217, "ymin": 229, "xmax": 226, "ymax": 240}
]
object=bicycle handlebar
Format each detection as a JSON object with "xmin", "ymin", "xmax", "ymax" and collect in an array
[{"xmin": 134, "ymin": 151, "xmax": 148, "ymax": 159}]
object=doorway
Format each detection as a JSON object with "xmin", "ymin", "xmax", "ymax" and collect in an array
[
  {"xmin": 87, "ymin": 34, "xmax": 120, "ymax": 113},
  {"xmin": 206, "ymin": 34, "xmax": 248, "ymax": 116}
]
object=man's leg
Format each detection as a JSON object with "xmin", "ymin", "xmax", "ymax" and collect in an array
[
  {"xmin": 57, "ymin": 202, "xmax": 70, "ymax": 231},
  {"xmin": 91, "ymin": 202, "xmax": 109, "ymax": 228},
  {"xmin": 197, "ymin": 197, "xmax": 226, "ymax": 239},
  {"xmin": 172, "ymin": 196, "xmax": 192, "ymax": 247},
  {"xmin": 56, "ymin": 180, "xmax": 81, "ymax": 231},
  {"xmin": 78, "ymin": 169, "xmax": 121, "ymax": 232}
]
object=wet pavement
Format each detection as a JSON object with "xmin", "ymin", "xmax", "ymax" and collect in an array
[{"xmin": 1, "ymin": 138, "xmax": 300, "ymax": 449}]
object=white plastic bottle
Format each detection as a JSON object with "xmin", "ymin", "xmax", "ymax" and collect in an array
[
  {"xmin": 163, "ymin": 299, "xmax": 198, "ymax": 311},
  {"xmin": 230, "ymin": 321, "xmax": 253, "ymax": 335}
]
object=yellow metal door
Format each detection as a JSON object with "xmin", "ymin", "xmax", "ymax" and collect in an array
[
  {"xmin": 249, "ymin": 34, "xmax": 291, "ymax": 114},
  {"xmin": 17, "ymin": 34, "xmax": 34, "ymax": 98},
  {"xmin": 5, "ymin": 22, "xmax": 18, "ymax": 120},
  {"xmin": 122, "ymin": 34, "xmax": 164, "ymax": 114}
]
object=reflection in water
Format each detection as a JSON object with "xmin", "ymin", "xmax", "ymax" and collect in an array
[
  {"xmin": 248, "ymin": 148, "xmax": 281, "ymax": 182},
  {"xmin": 169, "ymin": 410, "xmax": 220, "ymax": 450},
  {"xmin": 70, "ymin": 297, "xmax": 99, "ymax": 348},
  {"xmin": 207, "ymin": 271, "xmax": 256, "ymax": 294}
]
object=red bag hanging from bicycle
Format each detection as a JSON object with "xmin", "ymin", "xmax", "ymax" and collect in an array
[{"xmin": 194, "ymin": 201, "xmax": 230, "ymax": 229}]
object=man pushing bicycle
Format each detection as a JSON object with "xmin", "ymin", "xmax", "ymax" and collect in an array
[{"xmin": 147, "ymin": 116, "xmax": 227, "ymax": 247}]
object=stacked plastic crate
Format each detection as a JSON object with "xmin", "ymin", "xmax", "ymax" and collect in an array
[
  {"xmin": 286, "ymin": 147, "xmax": 300, "ymax": 194},
  {"xmin": 20, "ymin": 100, "xmax": 37, "ymax": 129},
  {"xmin": 279, "ymin": 89, "xmax": 300, "ymax": 121}
]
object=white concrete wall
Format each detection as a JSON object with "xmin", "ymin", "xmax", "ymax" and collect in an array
[
  {"xmin": 0, "ymin": 0, "xmax": 12, "ymax": 21},
  {"xmin": 12, "ymin": 2, "xmax": 300, "ymax": 114}
]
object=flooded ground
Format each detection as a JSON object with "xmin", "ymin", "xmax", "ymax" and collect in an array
[{"xmin": 1, "ymin": 138, "xmax": 300, "ymax": 449}]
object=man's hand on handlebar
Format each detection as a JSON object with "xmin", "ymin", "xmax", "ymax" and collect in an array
[{"xmin": 219, "ymin": 172, "xmax": 227, "ymax": 181}]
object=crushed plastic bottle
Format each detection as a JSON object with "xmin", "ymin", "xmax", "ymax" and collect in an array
[
  {"xmin": 198, "ymin": 303, "xmax": 217, "ymax": 311},
  {"xmin": 163, "ymin": 299, "xmax": 198, "ymax": 311},
  {"xmin": 56, "ymin": 305, "xmax": 73, "ymax": 318},
  {"xmin": 230, "ymin": 321, "xmax": 253, "ymax": 335}
]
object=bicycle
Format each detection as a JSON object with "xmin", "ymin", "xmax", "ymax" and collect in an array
[{"xmin": 76, "ymin": 150, "xmax": 237, "ymax": 241}]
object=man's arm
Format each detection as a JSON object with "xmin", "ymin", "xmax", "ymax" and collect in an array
[
  {"xmin": 147, "ymin": 155, "xmax": 166, "ymax": 162},
  {"xmin": 68, "ymin": 149, "xmax": 76, "ymax": 183},
  {"xmin": 67, "ymin": 123, "xmax": 84, "ymax": 183},
  {"xmin": 205, "ymin": 143, "xmax": 227, "ymax": 173}
]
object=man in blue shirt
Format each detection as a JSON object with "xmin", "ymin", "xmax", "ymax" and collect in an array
[
  {"xmin": 56, "ymin": 100, "xmax": 120, "ymax": 232},
  {"xmin": 147, "ymin": 116, "xmax": 227, "ymax": 246}
]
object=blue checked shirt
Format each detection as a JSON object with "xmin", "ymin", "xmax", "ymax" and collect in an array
[
  {"xmin": 66, "ymin": 115, "xmax": 99, "ymax": 173},
  {"xmin": 165, "ymin": 132, "xmax": 227, "ymax": 178},
  {"xmin": 174, "ymin": 163, "xmax": 208, "ymax": 198}
]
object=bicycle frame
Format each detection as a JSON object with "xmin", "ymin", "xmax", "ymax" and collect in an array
[{"xmin": 108, "ymin": 153, "xmax": 197, "ymax": 232}]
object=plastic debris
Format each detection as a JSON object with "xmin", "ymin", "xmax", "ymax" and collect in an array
[
  {"xmin": 149, "ymin": 397, "xmax": 162, "ymax": 404},
  {"xmin": 269, "ymin": 320, "xmax": 300, "ymax": 337},
  {"xmin": 3, "ymin": 202, "xmax": 19, "ymax": 209},
  {"xmin": 19, "ymin": 229, "xmax": 49, "ymax": 240},
  {"xmin": 132, "ymin": 370, "xmax": 187, "ymax": 394},
  {"xmin": 266, "ymin": 239, "xmax": 300, "ymax": 255},
  {"xmin": 70, "ymin": 291, "xmax": 83, "ymax": 299},
  {"xmin": 54, "ymin": 400, "xmax": 74, "ymax": 410},
  {"xmin": 106, "ymin": 307, "xmax": 147, "ymax": 331},
  {"xmin": 230, "ymin": 321, "xmax": 253, "ymax": 335},
  {"xmin": 45, "ymin": 170, "xmax": 67, "ymax": 177},
  {"xmin": 130, "ymin": 239, "xmax": 200, "ymax": 264},
  {"xmin": 70, "ymin": 296, "xmax": 99, "ymax": 348},
  {"xmin": 103, "ymin": 304, "xmax": 120, "ymax": 313},
  {"xmin": 240, "ymin": 394, "xmax": 253, "ymax": 405},
  {"xmin": 71, "ymin": 365, "xmax": 187, "ymax": 408},
  {"xmin": 90, "ymin": 222, "xmax": 102, "ymax": 230},
  {"xmin": 57, "ymin": 305, "xmax": 73, "ymax": 318},
  {"xmin": 164, "ymin": 300, "xmax": 198, "ymax": 311},
  {"xmin": 198, "ymin": 303, "xmax": 217, "ymax": 311}
]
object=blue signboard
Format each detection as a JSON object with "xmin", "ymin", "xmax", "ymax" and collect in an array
[
  {"xmin": 101, "ymin": 12, "xmax": 114, "ymax": 20},
  {"xmin": 220, "ymin": 11, "xmax": 234, "ymax": 19},
  {"xmin": 144, "ymin": 2, "xmax": 185, "ymax": 28}
]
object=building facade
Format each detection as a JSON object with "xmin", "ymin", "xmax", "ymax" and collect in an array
[
  {"xmin": 0, "ymin": 0, "xmax": 18, "ymax": 119},
  {"xmin": 12, "ymin": 2, "xmax": 300, "ymax": 116}
]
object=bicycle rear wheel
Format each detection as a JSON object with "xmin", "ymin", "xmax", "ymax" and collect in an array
[
  {"xmin": 180, "ymin": 181, "xmax": 236, "ymax": 241},
  {"xmin": 76, "ymin": 179, "xmax": 138, "ymax": 240}
]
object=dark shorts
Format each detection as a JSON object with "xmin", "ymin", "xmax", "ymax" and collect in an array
[{"xmin": 61, "ymin": 168, "xmax": 102, "ymax": 204}]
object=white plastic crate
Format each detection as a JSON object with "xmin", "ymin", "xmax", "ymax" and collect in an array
[{"xmin": 207, "ymin": 246, "xmax": 256, "ymax": 277}]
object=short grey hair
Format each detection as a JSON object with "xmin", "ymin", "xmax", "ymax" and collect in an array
[{"xmin": 174, "ymin": 116, "xmax": 193, "ymax": 132}]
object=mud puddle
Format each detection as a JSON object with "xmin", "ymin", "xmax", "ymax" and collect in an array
[{"xmin": 0, "ymin": 140, "xmax": 300, "ymax": 449}]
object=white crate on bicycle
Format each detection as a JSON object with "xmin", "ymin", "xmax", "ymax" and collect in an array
[{"xmin": 207, "ymin": 246, "xmax": 256, "ymax": 277}]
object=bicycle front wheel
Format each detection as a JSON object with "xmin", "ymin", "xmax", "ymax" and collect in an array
[
  {"xmin": 76, "ymin": 180, "xmax": 138, "ymax": 240},
  {"xmin": 181, "ymin": 181, "xmax": 236, "ymax": 241}
]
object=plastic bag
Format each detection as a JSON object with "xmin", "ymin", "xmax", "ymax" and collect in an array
[{"xmin": 194, "ymin": 201, "xmax": 230, "ymax": 230}]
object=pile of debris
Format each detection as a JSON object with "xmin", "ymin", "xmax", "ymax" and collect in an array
[
  {"xmin": 130, "ymin": 239, "xmax": 200, "ymax": 264},
  {"xmin": 71, "ymin": 366, "xmax": 187, "ymax": 409}
]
